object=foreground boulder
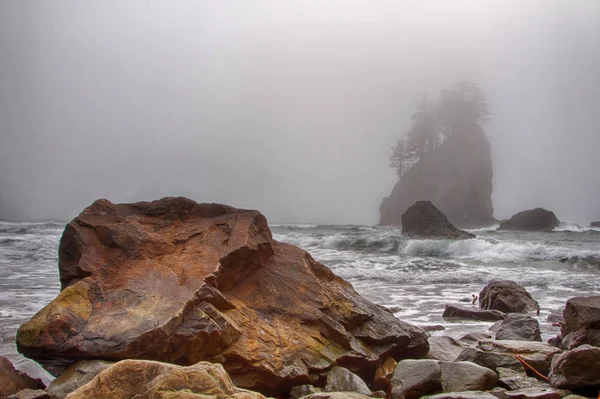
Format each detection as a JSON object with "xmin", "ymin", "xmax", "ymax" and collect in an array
[
  {"xmin": 400, "ymin": 201, "xmax": 475, "ymax": 239},
  {"xmin": 439, "ymin": 361, "xmax": 497, "ymax": 392},
  {"xmin": 324, "ymin": 367, "xmax": 371, "ymax": 396},
  {"xmin": 498, "ymin": 208, "xmax": 559, "ymax": 231},
  {"xmin": 391, "ymin": 359, "xmax": 442, "ymax": 399},
  {"xmin": 549, "ymin": 345, "xmax": 600, "ymax": 390},
  {"xmin": 17, "ymin": 198, "xmax": 428, "ymax": 395},
  {"xmin": 562, "ymin": 296, "xmax": 600, "ymax": 333},
  {"xmin": 474, "ymin": 340, "xmax": 562, "ymax": 376},
  {"xmin": 0, "ymin": 356, "xmax": 45, "ymax": 398},
  {"xmin": 63, "ymin": 360, "xmax": 267, "ymax": 399},
  {"xmin": 479, "ymin": 281, "xmax": 540, "ymax": 314}
]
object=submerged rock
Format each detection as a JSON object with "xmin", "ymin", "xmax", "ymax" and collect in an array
[
  {"xmin": 16, "ymin": 197, "xmax": 428, "ymax": 395},
  {"xmin": 400, "ymin": 201, "xmax": 475, "ymax": 239},
  {"xmin": 62, "ymin": 360, "xmax": 267, "ymax": 399},
  {"xmin": 479, "ymin": 281, "xmax": 540, "ymax": 314},
  {"xmin": 380, "ymin": 121, "xmax": 495, "ymax": 229},
  {"xmin": 498, "ymin": 208, "xmax": 559, "ymax": 231}
]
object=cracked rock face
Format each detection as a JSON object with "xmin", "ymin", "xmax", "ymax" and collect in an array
[{"xmin": 17, "ymin": 197, "xmax": 428, "ymax": 396}]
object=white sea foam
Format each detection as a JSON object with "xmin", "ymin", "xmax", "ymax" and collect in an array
[{"xmin": 553, "ymin": 221, "xmax": 600, "ymax": 232}]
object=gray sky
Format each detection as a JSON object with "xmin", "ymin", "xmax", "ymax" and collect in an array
[{"xmin": 1, "ymin": 0, "xmax": 599, "ymax": 224}]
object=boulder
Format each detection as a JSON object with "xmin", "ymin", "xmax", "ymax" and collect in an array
[
  {"xmin": 290, "ymin": 385, "xmax": 322, "ymax": 399},
  {"xmin": 423, "ymin": 392, "xmax": 499, "ymax": 399},
  {"xmin": 479, "ymin": 281, "xmax": 540, "ymax": 314},
  {"xmin": 498, "ymin": 208, "xmax": 559, "ymax": 231},
  {"xmin": 63, "ymin": 360, "xmax": 267, "ymax": 399},
  {"xmin": 426, "ymin": 336, "xmax": 467, "ymax": 362},
  {"xmin": 549, "ymin": 345, "xmax": 600, "ymax": 390},
  {"xmin": 562, "ymin": 296, "xmax": 600, "ymax": 333},
  {"xmin": 380, "ymin": 121, "xmax": 495, "ymax": 229},
  {"xmin": 443, "ymin": 304, "xmax": 506, "ymax": 321},
  {"xmin": 373, "ymin": 357, "xmax": 397, "ymax": 391},
  {"xmin": 300, "ymin": 394, "xmax": 373, "ymax": 399},
  {"xmin": 475, "ymin": 340, "xmax": 562, "ymax": 376},
  {"xmin": 7, "ymin": 389, "xmax": 55, "ymax": 399},
  {"xmin": 561, "ymin": 329, "xmax": 600, "ymax": 349},
  {"xmin": 491, "ymin": 315, "xmax": 542, "ymax": 341},
  {"xmin": 459, "ymin": 332, "xmax": 493, "ymax": 344},
  {"xmin": 439, "ymin": 361, "xmax": 497, "ymax": 392},
  {"xmin": 590, "ymin": 222, "xmax": 600, "ymax": 228},
  {"xmin": 47, "ymin": 360, "xmax": 114, "ymax": 398},
  {"xmin": 455, "ymin": 347, "xmax": 524, "ymax": 373},
  {"xmin": 503, "ymin": 388, "xmax": 572, "ymax": 399},
  {"xmin": 400, "ymin": 201, "xmax": 476, "ymax": 239},
  {"xmin": 16, "ymin": 198, "xmax": 428, "ymax": 395},
  {"xmin": 0, "ymin": 356, "xmax": 45, "ymax": 398},
  {"xmin": 390, "ymin": 359, "xmax": 442, "ymax": 399},
  {"xmin": 497, "ymin": 368, "xmax": 545, "ymax": 390},
  {"xmin": 324, "ymin": 367, "xmax": 371, "ymax": 396}
]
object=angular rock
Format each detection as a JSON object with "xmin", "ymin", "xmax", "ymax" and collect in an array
[
  {"xmin": 503, "ymin": 387, "xmax": 572, "ymax": 399},
  {"xmin": 16, "ymin": 198, "xmax": 428, "ymax": 395},
  {"xmin": 47, "ymin": 360, "xmax": 114, "ymax": 399},
  {"xmin": 455, "ymin": 347, "xmax": 524, "ymax": 373},
  {"xmin": 300, "ymin": 394, "xmax": 373, "ymax": 399},
  {"xmin": 423, "ymin": 392, "xmax": 499, "ymax": 399},
  {"xmin": 324, "ymin": 367, "xmax": 371, "ymax": 396},
  {"xmin": 290, "ymin": 384, "xmax": 322, "ymax": 399},
  {"xmin": 440, "ymin": 361, "xmax": 497, "ymax": 392},
  {"xmin": 549, "ymin": 345, "xmax": 600, "ymax": 390},
  {"xmin": 459, "ymin": 332, "xmax": 494, "ymax": 344},
  {"xmin": 391, "ymin": 359, "xmax": 442, "ymax": 399},
  {"xmin": 563, "ymin": 296, "xmax": 600, "ymax": 333},
  {"xmin": 63, "ymin": 360, "xmax": 267, "ymax": 399},
  {"xmin": 443, "ymin": 304, "xmax": 506, "ymax": 321},
  {"xmin": 7, "ymin": 389, "xmax": 55, "ymax": 399},
  {"xmin": 479, "ymin": 281, "xmax": 540, "ymax": 314},
  {"xmin": 475, "ymin": 340, "xmax": 562, "ymax": 376},
  {"xmin": 561, "ymin": 329, "xmax": 600, "ymax": 349},
  {"xmin": 400, "ymin": 201, "xmax": 476, "ymax": 239},
  {"xmin": 380, "ymin": 121, "xmax": 495, "ymax": 229},
  {"xmin": 491, "ymin": 314, "xmax": 542, "ymax": 341},
  {"xmin": 498, "ymin": 208, "xmax": 560, "ymax": 231},
  {"xmin": 373, "ymin": 357, "xmax": 397, "ymax": 391},
  {"xmin": 0, "ymin": 356, "xmax": 45, "ymax": 398},
  {"xmin": 426, "ymin": 336, "xmax": 467, "ymax": 362},
  {"xmin": 497, "ymin": 368, "xmax": 545, "ymax": 390}
]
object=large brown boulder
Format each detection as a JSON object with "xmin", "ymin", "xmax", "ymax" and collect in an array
[
  {"xmin": 401, "ymin": 201, "xmax": 475, "ymax": 239},
  {"xmin": 16, "ymin": 197, "xmax": 428, "ymax": 395},
  {"xmin": 549, "ymin": 345, "xmax": 600, "ymax": 390},
  {"xmin": 563, "ymin": 296, "xmax": 600, "ymax": 333},
  {"xmin": 63, "ymin": 360, "xmax": 267, "ymax": 399},
  {"xmin": 380, "ymin": 122, "xmax": 495, "ymax": 229},
  {"xmin": 479, "ymin": 281, "xmax": 540, "ymax": 314},
  {"xmin": 498, "ymin": 208, "xmax": 559, "ymax": 231}
]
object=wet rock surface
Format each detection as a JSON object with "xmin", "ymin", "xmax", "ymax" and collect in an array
[
  {"xmin": 400, "ymin": 201, "xmax": 476, "ymax": 239},
  {"xmin": 491, "ymin": 315, "xmax": 542, "ymax": 341},
  {"xmin": 498, "ymin": 208, "xmax": 560, "ymax": 232},
  {"xmin": 479, "ymin": 281, "xmax": 540, "ymax": 314}
]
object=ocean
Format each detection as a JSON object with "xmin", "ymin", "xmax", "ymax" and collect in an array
[{"xmin": 1, "ymin": 219, "xmax": 599, "ymax": 382}]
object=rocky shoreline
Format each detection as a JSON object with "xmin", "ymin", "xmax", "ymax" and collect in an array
[{"xmin": 4, "ymin": 198, "xmax": 600, "ymax": 399}]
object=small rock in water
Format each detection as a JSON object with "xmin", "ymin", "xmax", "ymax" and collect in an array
[{"xmin": 479, "ymin": 280, "xmax": 540, "ymax": 314}]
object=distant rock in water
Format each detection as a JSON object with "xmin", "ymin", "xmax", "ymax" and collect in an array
[
  {"xmin": 591, "ymin": 221, "xmax": 600, "ymax": 228},
  {"xmin": 16, "ymin": 197, "xmax": 428, "ymax": 396},
  {"xmin": 401, "ymin": 201, "xmax": 475, "ymax": 240},
  {"xmin": 479, "ymin": 280, "xmax": 540, "ymax": 314},
  {"xmin": 498, "ymin": 208, "xmax": 559, "ymax": 231},
  {"xmin": 380, "ymin": 121, "xmax": 495, "ymax": 229}
]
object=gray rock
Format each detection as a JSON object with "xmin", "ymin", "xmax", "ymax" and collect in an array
[
  {"xmin": 503, "ymin": 387, "xmax": 572, "ymax": 399},
  {"xmin": 7, "ymin": 389, "xmax": 55, "ymax": 399},
  {"xmin": 479, "ymin": 281, "xmax": 540, "ymax": 314},
  {"xmin": 426, "ymin": 336, "xmax": 467, "ymax": 362},
  {"xmin": 459, "ymin": 332, "xmax": 494, "ymax": 344},
  {"xmin": 545, "ymin": 311, "xmax": 564, "ymax": 324},
  {"xmin": 47, "ymin": 360, "xmax": 114, "ymax": 399},
  {"xmin": 497, "ymin": 367, "xmax": 545, "ymax": 390},
  {"xmin": 399, "ymin": 201, "xmax": 476, "ymax": 239},
  {"xmin": 549, "ymin": 345, "xmax": 600, "ymax": 390},
  {"xmin": 488, "ymin": 387, "xmax": 507, "ymax": 399},
  {"xmin": 325, "ymin": 367, "xmax": 371, "ymax": 396},
  {"xmin": 476, "ymin": 339, "xmax": 562, "ymax": 376},
  {"xmin": 290, "ymin": 385, "xmax": 322, "ymax": 399},
  {"xmin": 491, "ymin": 314, "xmax": 542, "ymax": 341},
  {"xmin": 423, "ymin": 391, "xmax": 499, "ymax": 399},
  {"xmin": 498, "ymin": 208, "xmax": 559, "ymax": 232},
  {"xmin": 561, "ymin": 329, "xmax": 600, "ymax": 349},
  {"xmin": 391, "ymin": 359, "xmax": 442, "ymax": 399},
  {"xmin": 443, "ymin": 304, "xmax": 506, "ymax": 321},
  {"xmin": 563, "ymin": 296, "xmax": 600, "ymax": 334},
  {"xmin": 300, "ymin": 394, "xmax": 373, "ymax": 399},
  {"xmin": 455, "ymin": 347, "xmax": 524, "ymax": 373},
  {"xmin": 440, "ymin": 361, "xmax": 497, "ymax": 392}
]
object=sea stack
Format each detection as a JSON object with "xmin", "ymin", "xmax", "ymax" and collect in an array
[
  {"xmin": 498, "ymin": 208, "xmax": 559, "ymax": 231},
  {"xmin": 380, "ymin": 121, "xmax": 495, "ymax": 229}
]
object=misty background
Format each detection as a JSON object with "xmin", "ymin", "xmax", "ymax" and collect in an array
[{"xmin": 1, "ymin": 0, "xmax": 599, "ymax": 225}]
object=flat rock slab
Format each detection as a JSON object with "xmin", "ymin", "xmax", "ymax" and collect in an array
[
  {"xmin": 16, "ymin": 198, "xmax": 428, "ymax": 395},
  {"xmin": 423, "ymin": 391, "xmax": 499, "ymax": 399},
  {"xmin": 475, "ymin": 340, "xmax": 562, "ymax": 376},
  {"xmin": 503, "ymin": 388, "xmax": 572, "ymax": 399},
  {"xmin": 443, "ymin": 304, "xmax": 506, "ymax": 321}
]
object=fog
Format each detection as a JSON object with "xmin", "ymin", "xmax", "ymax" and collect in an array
[{"xmin": 1, "ymin": 0, "xmax": 599, "ymax": 225}]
